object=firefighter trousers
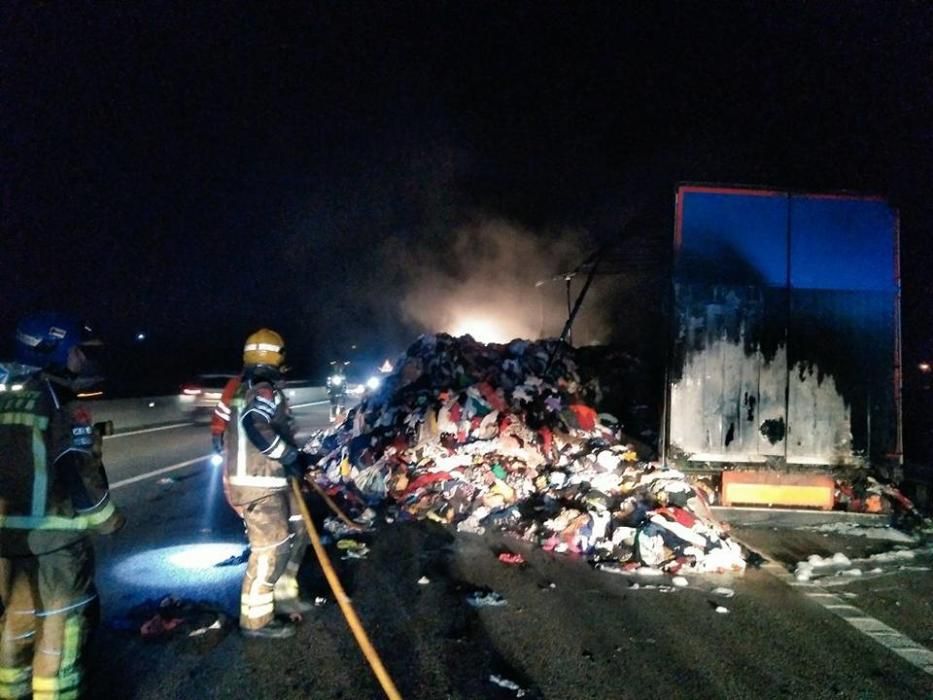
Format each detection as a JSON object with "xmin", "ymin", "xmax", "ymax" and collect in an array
[
  {"xmin": 0, "ymin": 540, "xmax": 96, "ymax": 700},
  {"xmin": 240, "ymin": 490, "xmax": 309, "ymax": 630}
]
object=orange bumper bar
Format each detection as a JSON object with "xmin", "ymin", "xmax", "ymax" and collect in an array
[{"xmin": 721, "ymin": 470, "xmax": 835, "ymax": 510}]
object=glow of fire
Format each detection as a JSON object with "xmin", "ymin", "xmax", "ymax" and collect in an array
[{"xmin": 448, "ymin": 315, "xmax": 513, "ymax": 344}]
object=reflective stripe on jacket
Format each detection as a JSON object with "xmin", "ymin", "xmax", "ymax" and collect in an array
[{"xmin": 210, "ymin": 377, "xmax": 241, "ymax": 438}]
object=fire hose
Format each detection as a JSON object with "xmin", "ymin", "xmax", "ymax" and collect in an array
[
  {"xmin": 305, "ymin": 476, "xmax": 363, "ymax": 531},
  {"xmin": 289, "ymin": 477, "xmax": 402, "ymax": 700}
]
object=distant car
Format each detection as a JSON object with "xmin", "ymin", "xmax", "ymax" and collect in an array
[{"xmin": 179, "ymin": 373, "xmax": 235, "ymax": 420}]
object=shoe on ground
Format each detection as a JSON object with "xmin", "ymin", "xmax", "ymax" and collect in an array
[
  {"xmin": 275, "ymin": 597, "xmax": 316, "ymax": 616},
  {"xmin": 241, "ymin": 618, "xmax": 296, "ymax": 640}
]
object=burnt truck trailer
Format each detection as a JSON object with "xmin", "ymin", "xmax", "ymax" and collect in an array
[{"xmin": 663, "ymin": 184, "xmax": 901, "ymax": 509}]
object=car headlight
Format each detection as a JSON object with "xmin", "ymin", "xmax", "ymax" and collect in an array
[{"xmin": 366, "ymin": 376, "xmax": 381, "ymax": 391}]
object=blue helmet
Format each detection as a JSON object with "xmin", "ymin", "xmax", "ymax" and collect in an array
[{"xmin": 14, "ymin": 312, "xmax": 96, "ymax": 369}]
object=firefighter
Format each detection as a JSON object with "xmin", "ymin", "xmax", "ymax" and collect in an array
[
  {"xmin": 221, "ymin": 329, "xmax": 313, "ymax": 639},
  {"xmin": 326, "ymin": 361, "xmax": 348, "ymax": 423},
  {"xmin": 0, "ymin": 312, "xmax": 125, "ymax": 700}
]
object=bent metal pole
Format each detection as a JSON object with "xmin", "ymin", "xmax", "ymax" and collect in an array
[{"xmin": 289, "ymin": 478, "xmax": 403, "ymax": 700}]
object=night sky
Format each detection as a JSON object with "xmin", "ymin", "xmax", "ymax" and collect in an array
[{"xmin": 2, "ymin": 2, "xmax": 931, "ymax": 393}]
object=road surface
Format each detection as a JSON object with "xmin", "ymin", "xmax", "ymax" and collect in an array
[{"xmin": 80, "ymin": 403, "xmax": 933, "ymax": 699}]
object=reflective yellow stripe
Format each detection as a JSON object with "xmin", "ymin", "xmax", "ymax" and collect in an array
[
  {"xmin": 0, "ymin": 500, "xmax": 115, "ymax": 531},
  {"xmin": 82, "ymin": 499, "xmax": 116, "ymax": 526},
  {"xmin": 33, "ymin": 671, "xmax": 79, "ymax": 693},
  {"xmin": 32, "ymin": 424, "xmax": 48, "ymax": 517},
  {"xmin": 0, "ymin": 412, "xmax": 48, "ymax": 429},
  {"xmin": 0, "ymin": 398, "xmax": 38, "ymax": 413},
  {"xmin": 0, "ymin": 666, "xmax": 31, "ymax": 700},
  {"xmin": 274, "ymin": 576, "xmax": 300, "ymax": 599},
  {"xmin": 244, "ymin": 603, "xmax": 275, "ymax": 618},
  {"xmin": 34, "ymin": 693, "xmax": 78, "ymax": 700},
  {"xmin": 0, "ymin": 683, "xmax": 31, "ymax": 699},
  {"xmin": 61, "ymin": 616, "xmax": 81, "ymax": 672},
  {"xmin": 0, "ymin": 668, "xmax": 31, "ymax": 684},
  {"xmin": 236, "ymin": 405, "xmax": 247, "ymax": 479},
  {"xmin": 34, "ymin": 691, "xmax": 78, "ymax": 700},
  {"xmin": 241, "ymin": 592, "xmax": 275, "ymax": 605}
]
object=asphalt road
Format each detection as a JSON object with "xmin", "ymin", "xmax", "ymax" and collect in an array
[{"xmin": 81, "ymin": 404, "xmax": 933, "ymax": 699}]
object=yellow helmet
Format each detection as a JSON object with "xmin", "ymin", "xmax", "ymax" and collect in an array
[{"xmin": 243, "ymin": 328, "xmax": 286, "ymax": 367}]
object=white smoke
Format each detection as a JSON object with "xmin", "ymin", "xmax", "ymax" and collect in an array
[{"xmin": 398, "ymin": 219, "xmax": 615, "ymax": 344}]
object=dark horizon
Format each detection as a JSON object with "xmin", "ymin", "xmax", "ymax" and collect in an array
[{"xmin": 2, "ymin": 2, "xmax": 931, "ymax": 400}]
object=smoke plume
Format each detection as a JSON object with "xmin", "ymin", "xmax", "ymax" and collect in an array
[{"xmin": 396, "ymin": 219, "xmax": 616, "ymax": 344}]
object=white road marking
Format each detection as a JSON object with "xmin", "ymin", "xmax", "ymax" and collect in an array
[
  {"xmin": 742, "ymin": 539, "xmax": 933, "ymax": 676},
  {"xmin": 104, "ymin": 422, "xmax": 194, "ymax": 439},
  {"xmin": 110, "ymin": 455, "xmax": 211, "ymax": 490},
  {"xmin": 291, "ymin": 400, "xmax": 330, "ymax": 409}
]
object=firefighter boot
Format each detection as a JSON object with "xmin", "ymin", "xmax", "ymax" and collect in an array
[
  {"xmin": 273, "ymin": 574, "xmax": 315, "ymax": 616},
  {"xmin": 274, "ymin": 502, "xmax": 313, "ymax": 616},
  {"xmin": 240, "ymin": 618, "xmax": 296, "ymax": 640}
]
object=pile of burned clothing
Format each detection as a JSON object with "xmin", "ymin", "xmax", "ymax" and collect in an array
[
  {"xmin": 835, "ymin": 475, "xmax": 924, "ymax": 525},
  {"xmin": 310, "ymin": 333, "xmax": 746, "ymax": 574}
]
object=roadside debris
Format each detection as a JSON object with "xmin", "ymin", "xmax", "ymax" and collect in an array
[
  {"xmin": 466, "ymin": 591, "xmax": 508, "ymax": 608},
  {"xmin": 834, "ymin": 476, "xmax": 924, "ymax": 524},
  {"xmin": 308, "ymin": 334, "xmax": 746, "ymax": 580},
  {"xmin": 794, "ymin": 545, "xmax": 933, "ymax": 584},
  {"xmin": 188, "ymin": 619, "xmax": 223, "ymax": 637},
  {"xmin": 798, "ymin": 521, "xmax": 917, "ymax": 544},
  {"xmin": 113, "ymin": 596, "xmax": 228, "ymax": 641},
  {"xmin": 489, "ymin": 674, "xmax": 526, "ymax": 697},
  {"xmin": 323, "ymin": 517, "xmax": 360, "ymax": 538},
  {"xmin": 214, "ymin": 547, "xmax": 250, "ymax": 567},
  {"xmin": 141, "ymin": 614, "xmax": 184, "ymax": 638},
  {"xmin": 337, "ymin": 539, "xmax": 369, "ymax": 555},
  {"xmin": 498, "ymin": 552, "xmax": 525, "ymax": 565}
]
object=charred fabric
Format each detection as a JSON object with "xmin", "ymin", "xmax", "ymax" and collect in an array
[{"xmin": 307, "ymin": 333, "xmax": 747, "ymax": 574}]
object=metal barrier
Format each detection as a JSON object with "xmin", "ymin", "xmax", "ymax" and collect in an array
[{"xmin": 88, "ymin": 387, "xmax": 327, "ymax": 433}]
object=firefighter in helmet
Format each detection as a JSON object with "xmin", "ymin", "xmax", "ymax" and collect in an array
[
  {"xmin": 0, "ymin": 312, "xmax": 125, "ymax": 700},
  {"xmin": 220, "ymin": 329, "xmax": 313, "ymax": 639}
]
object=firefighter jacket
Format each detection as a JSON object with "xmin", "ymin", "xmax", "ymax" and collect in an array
[
  {"xmin": 222, "ymin": 373, "xmax": 300, "ymax": 509},
  {"xmin": 0, "ymin": 374, "xmax": 123, "ymax": 557}
]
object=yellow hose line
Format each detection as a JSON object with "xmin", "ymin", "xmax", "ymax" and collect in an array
[
  {"xmin": 305, "ymin": 477, "xmax": 363, "ymax": 531},
  {"xmin": 290, "ymin": 478, "xmax": 403, "ymax": 700}
]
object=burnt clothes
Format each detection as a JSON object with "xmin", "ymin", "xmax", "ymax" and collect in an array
[{"xmin": 311, "ymin": 334, "xmax": 746, "ymax": 574}]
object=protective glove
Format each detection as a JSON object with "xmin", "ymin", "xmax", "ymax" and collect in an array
[{"xmin": 281, "ymin": 449, "xmax": 306, "ymax": 480}]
